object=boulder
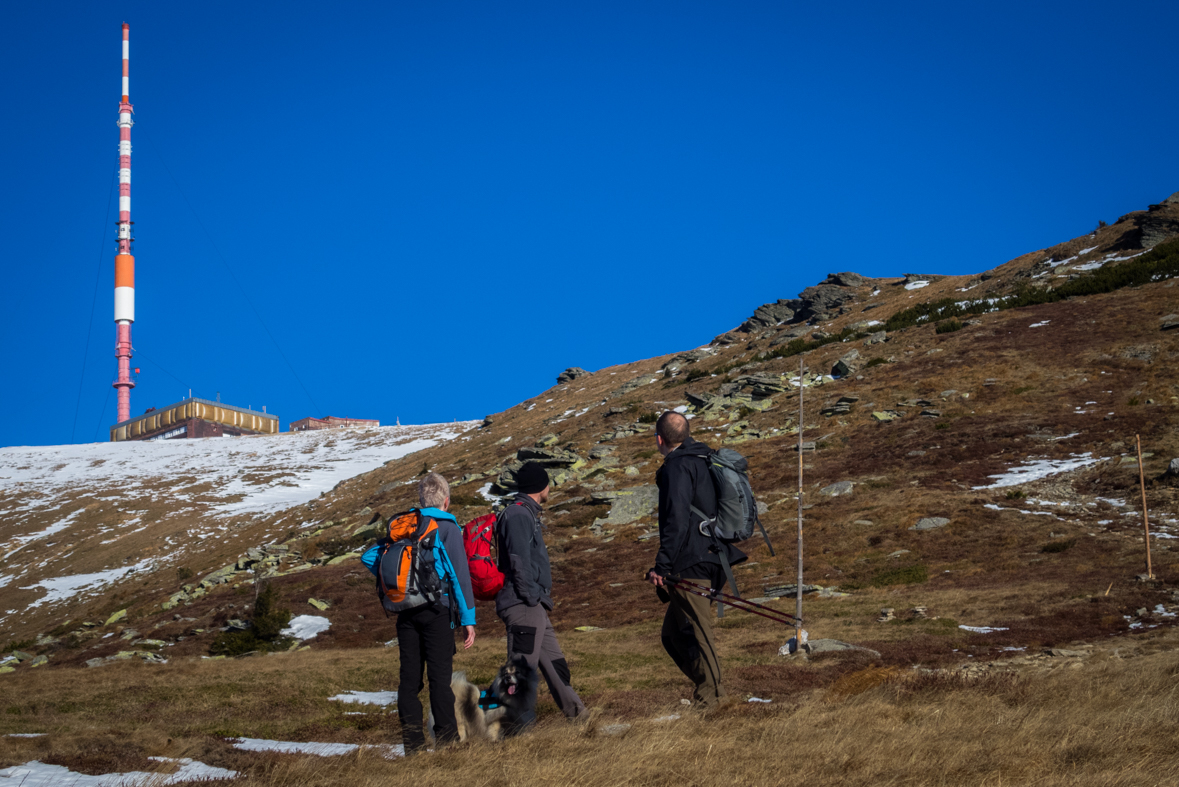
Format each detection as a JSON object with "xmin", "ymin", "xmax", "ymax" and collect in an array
[
  {"xmin": 872, "ymin": 411, "xmax": 901, "ymax": 422},
  {"xmin": 832, "ymin": 350, "xmax": 859, "ymax": 378},
  {"xmin": 590, "ymin": 486, "xmax": 659, "ymax": 528},
  {"xmin": 910, "ymin": 517, "xmax": 951, "ymax": 531},
  {"xmin": 662, "ymin": 349, "xmax": 714, "ymax": 373},
  {"xmin": 732, "ymin": 373, "xmax": 787, "ymax": 397},
  {"xmin": 557, "ymin": 367, "xmax": 590, "ymax": 384},
  {"xmin": 864, "ymin": 331, "xmax": 887, "ymax": 345},
  {"xmin": 685, "ymin": 391, "xmax": 719, "ymax": 409},
  {"xmin": 516, "ymin": 446, "xmax": 582, "ymax": 466},
  {"xmin": 1161, "ymin": 314, "xmax": 1179, "ymax": 331},
  {"xmin": 819, "ymin": 481, "xmax": 854, "ymax": 497}
]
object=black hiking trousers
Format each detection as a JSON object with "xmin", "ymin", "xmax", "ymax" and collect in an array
[{"xmin": 396, "ymin": 605, "xmax": 457, "ymax": 752}]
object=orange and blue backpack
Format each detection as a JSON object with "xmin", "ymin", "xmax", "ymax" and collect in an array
[{"xmin": 361, "ymin": 509, "xmax": 444, "ymax": 616}]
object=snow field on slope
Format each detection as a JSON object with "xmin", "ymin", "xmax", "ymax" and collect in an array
[
  {"xmin": 0, "ymin": 423, "xmax": 477, "ymax": 519},
  {"xmin": 0, "ymin": 423, "xmax": 476, "ymax": 619}
]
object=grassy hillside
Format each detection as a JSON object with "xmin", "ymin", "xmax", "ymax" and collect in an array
[{"xmin": 4, "ymin": 194, "xmax": 1179, "ymax": 785}]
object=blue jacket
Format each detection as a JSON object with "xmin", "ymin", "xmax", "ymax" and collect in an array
[{"xmin": 362, "ymin": 508, "xmax": 476, "ymax": 627}]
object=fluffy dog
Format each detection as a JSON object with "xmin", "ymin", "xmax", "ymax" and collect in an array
[{"xmin": 441, "ymin": 655, "xmax": 539, "ymax": 742}]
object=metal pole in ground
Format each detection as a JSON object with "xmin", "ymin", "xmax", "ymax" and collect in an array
[
  {"xmin": 1136, "ymin": 434, "xmax": 1154, "ymax": 579},
  {"xmin": 795, "ymin": 358, "xmax": 804, "ymax": 650}
]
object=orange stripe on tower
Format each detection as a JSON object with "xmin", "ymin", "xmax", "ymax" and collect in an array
[{"xmin": 115, "ymin": 254, "xmax": 135, "ymax": 288}]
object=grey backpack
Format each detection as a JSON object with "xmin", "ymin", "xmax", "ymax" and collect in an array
[{"xmin": 690, "ymin": 449, "xmax": 775, "ymax": 598}]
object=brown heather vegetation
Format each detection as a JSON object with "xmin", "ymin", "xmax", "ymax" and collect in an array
[{"xmin": 6, "ymin": 201, "xmax": 1179, "ymax": 783}]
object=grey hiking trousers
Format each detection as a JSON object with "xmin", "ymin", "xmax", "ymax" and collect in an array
[{"xmin": 499, "ymin": 603, "xmax": 586, "ymax": 719}]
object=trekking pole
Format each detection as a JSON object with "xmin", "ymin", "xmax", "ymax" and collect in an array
[
  {"xmin": 1136, "ymin": 434, "xmax": 1154, "ymax": 579},
  {"xmin": 670, "ymin": 578, "xmax": 801, "ymax": 626},
  {"xmin": 796, "ymin": 357, "xmax": 805, "ymax": 648}
]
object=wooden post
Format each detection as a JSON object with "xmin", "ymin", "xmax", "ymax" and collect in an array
[
  {"xmin": 1136, "ymin": 434, "xmax": 1154, "ymax": 579},
  {"xmin": 795, "ymin": 357, "xmax": 804, "ymax": 651}
]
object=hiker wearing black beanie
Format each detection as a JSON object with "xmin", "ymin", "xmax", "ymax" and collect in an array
[{"xmin": 494, "ymin": 461, "xmax": 587, "ymax": 726}]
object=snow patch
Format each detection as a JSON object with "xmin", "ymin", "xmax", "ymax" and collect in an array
[
  {"xmin": 230, "ymin": 738, "xmax": 403, "ymax": 759},
  {"xmin": 328, "ymin": 691, "xmax": 398, "ymax": 706},
  {"xmin": 281, "ymin": 615, "xmax": 330, "ymax": 640},
  {"xmin": 0, "ymin": 758, "xmax": 237, "ymax": 786},
  {"xmin": 959, "ymin": 625, "xmax": 1009, "ymax": 634},
  {"xmin": 19, "ymin": 560, "xmax": 154, "ymax": 609},
  {"xmin": 973, "ymin": 453, "xmax": 1103, "ymax": 489},
  {"xmin": 904, "ymin": 280, "xmax": 930, "ymax": 290}
]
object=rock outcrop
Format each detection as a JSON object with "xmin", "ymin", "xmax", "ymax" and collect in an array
[
  {"xmin": 557, "ymin": 367, "xmax": 590, "ymax": 384},
  {"xmin": 732, "ymin": 272, "xmax": 875, "ymax": 338}
]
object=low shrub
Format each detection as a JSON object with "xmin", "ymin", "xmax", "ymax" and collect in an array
[
  {"xmin": 864, "ymin": 357, "xmax": 888, "ymax": 368},
  {"xmin": 209, "ymin": 582, "xmax": 293, "ymax": 656},
  {"xmin": 1042, "ymin": 539, "xmax": 1076, "ymax": 554},
  {"xmin": 1005, "ymin": 489, "xmax": 1026, "ymax": 500},
  {"xmin": 935, "ymin": 319, "xmax": 964, "ymax": 334},
  {"xmin": 871, "ymin": 564, "xmax": 929, "ymax": 587}
]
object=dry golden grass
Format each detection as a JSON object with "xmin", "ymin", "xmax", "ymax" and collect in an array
[{"xmin": 5, "ymin": 623, "xmax": 1179, "ymax": 786}]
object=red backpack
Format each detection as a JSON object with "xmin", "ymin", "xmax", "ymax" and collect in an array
[{"xmin": 463, "ymin": 513, "xmax": 504, "ymax": 601}]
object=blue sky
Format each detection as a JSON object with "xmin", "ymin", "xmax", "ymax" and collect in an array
[{"xmin": 2, "ymin": 1, "xmax": 1176, "ymax": 447}]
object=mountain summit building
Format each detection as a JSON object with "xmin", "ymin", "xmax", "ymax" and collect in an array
[{"xmin": 110, "ymin": 397, "xmax": 279, "ymax": 442}]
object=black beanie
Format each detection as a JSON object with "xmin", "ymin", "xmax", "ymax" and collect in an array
[{"xmin": 516, "ymin": 462, "xmax": 550, "ymax": 495}]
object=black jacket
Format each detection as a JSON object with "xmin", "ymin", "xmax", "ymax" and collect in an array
[
  {"xmin": 495, "ymin": 494, "xmax": 554, "ymax": 613},
  {"xmin": 654, "ymin": 437, "xmax": 746, "ymax": 577}
]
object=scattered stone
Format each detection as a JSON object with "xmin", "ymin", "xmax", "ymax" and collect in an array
[
  {"xmin": 863, "ymin": 331, "xmax": 887, "ymax": 345},
  {"xmin": 911, "ymin": 606, "xmax": 929, "ymax": 619},
  {"xmin": 1161, "ymin": 315, "xmax": 1179, "ymax": 331},
  {"xmin": 28, "ymin": 655, "xmax": 49, "ymax": 668},
  {"xmin": 853, "ymin": 520, "xmax": 874, "ymax": 526},
  {"xmin": 557, "ymin": 367, "xmax": 590, "ymax": 384},
  {"xmin": 907, "ymin": 450, "xmax": 926, "ymax": 457},
  {"xmin": 805, "ymin": 639, "xmax": 882, "ymax": 658},
  {"xmin": 878, "ymin": 608, "xmax": 895, "ymax": 623},
  {"xmin": 819, "ymin": 481, "xmax": 854, "ymax": 497},
  {"xmin": 308, "ymin": 598, "xmax": 331, "ymax": 611},
  {"xmin": 887, "ymin": 550, "xmax": 911, "ymax": 558},
  {"xmin": 535, "ymin": 434, "xmax": 560, "ymax": 447},
  {"xmin": 872, "ymin": 411, "xmax": 901, "ymax": 422},
  {"xmin": 911, "ymin": 517, "xmax": 951, "ymax": 531},
  {"xmin": 779, "ymin": 629, "xmax": 808, "ymax": 655},
  {"xmin": 574, "ymin": 626, "xmax": 604, "ymax": 632},
  {"xmin": 105, "ymin": 609, "xmax": 127, "ymax": 626},
  {"xmin": 920, "ymin": 409, "xmax": 942, "ymax": 418},
  {"xmin": 792, "ymin": 441, "xmax": 817, "ymax": 452},
  {"xmin": 1163, "ymin": 458, "xmax": 1179, "ymax": 478}
]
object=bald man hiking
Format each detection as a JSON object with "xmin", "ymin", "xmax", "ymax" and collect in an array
[{"xmin": 646, "ymin": 410, "xmax": 746, "ymax": 711}]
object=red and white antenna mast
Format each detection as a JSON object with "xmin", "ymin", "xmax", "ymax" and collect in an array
[{"xmin": 113, "ymin": 23, "xmax": 136, "ymax": 424}]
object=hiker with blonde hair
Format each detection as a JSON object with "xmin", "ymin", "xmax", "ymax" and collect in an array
[{"xmin": 394, "ymin": 472, "xmax": 477, "ymax": 753}]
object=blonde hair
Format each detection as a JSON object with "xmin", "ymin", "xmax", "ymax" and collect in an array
[{"xmin": 418, "ymin": 472, "xmax": 450, "ymax": 508}]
